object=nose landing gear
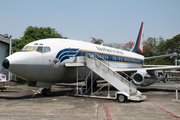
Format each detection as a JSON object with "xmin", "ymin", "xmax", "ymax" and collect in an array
[{"xmin": 41, "ymin": 88, "xmax": 51, "ymax": 96}]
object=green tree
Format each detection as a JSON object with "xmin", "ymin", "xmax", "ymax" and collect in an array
[
  {"xmin": 164, "ymin": 34, "xmax": 180, "ymax": 65},
  {"xmin": 165, "ymin": 34, "xmax": 180, "ymax": 55},
  {"xmin": 13, "ymin": 26, "xmax": 67, "ymax": 52},
  {"xmin": 90, "ymin": 37, "xmax": 103, "ymax": 44},
  {"xmin": 143, "ymin": 37, "xmax": 157, "ymax": 59},
  {"xmin": 144, "ymin": 36, "xmax": 179, "ymax": 65},
  {"xmin": 156, "ymin": 36, "xmax": 166, "ymax": 55}
]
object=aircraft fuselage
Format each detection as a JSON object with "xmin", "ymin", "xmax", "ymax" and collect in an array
[{"xmin": 3, "ymin": 38, "xmax": 144, "ymax": 84}]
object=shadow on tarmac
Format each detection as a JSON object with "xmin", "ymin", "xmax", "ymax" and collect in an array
[
  {"xmin": 0, "ymin": 95, "xmax": 33, "ymax": 100},
  {"xmin": 138, "ymin": 88, "xmax": 176, "ymax": 93},
  {"xmin": 0, "ymin": 84, "xmax": 176, "ymax": 101}
]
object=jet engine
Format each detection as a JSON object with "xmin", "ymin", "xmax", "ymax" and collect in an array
[
  {"xmin": 131, "ymin": 72, "xmax": 145, "ymax": 86},
  {"xmin": 131, "ymin": 70, "xmax": 159, "ymax": 86}
]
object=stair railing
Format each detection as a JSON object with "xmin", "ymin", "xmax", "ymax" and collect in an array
[{"xmin": 85, "ymin": 52, "xmax": 137, "ymax": 92}]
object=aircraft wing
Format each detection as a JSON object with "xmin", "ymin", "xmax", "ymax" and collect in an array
[
  {"xmin": 164, "ymin": 71, "xmax": 180, "ymax": 76},
  {"xmin": 158, "ymin": 77, "xmax": 180, "ymax": 81},
  {"xmin": 112, "ymin": 66, "xmax": 180, "ymax": 72},
  {"xmin": 144, "ymin": 54, "xmax": 177, "ymax": 60}
]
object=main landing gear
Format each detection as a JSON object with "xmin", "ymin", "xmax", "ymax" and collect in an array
[{"xmin": 41, "ymin": 88, "xmax": 51, "ymax": 96}]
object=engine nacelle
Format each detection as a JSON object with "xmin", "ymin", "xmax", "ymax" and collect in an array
[
  {"xmin": 131, "ymin": 72, "xmax": 145, "ymax": 85},
  {"xmin": 132, "ymin": 70, "xmax": 159, "ymax": 86}
]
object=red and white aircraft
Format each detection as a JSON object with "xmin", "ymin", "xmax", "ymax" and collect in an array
[{"xmin": 0, "ymin": 72, "xmax": 17, "ymax": 91}]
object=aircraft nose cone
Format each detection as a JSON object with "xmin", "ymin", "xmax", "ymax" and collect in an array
[{"xmin": 2, "ymin": 59, "xmax": 10, "ymax": 69}]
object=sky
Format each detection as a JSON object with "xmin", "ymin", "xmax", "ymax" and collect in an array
[{"xmin": 0, "ymin": 0, "xmax": 180, "ymax": 44}]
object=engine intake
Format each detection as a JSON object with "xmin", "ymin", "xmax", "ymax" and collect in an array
[{"xmin": 132, "ymin": 72, "xmax": 144, "ymax": 85}]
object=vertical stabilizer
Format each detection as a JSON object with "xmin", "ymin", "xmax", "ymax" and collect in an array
[{"xmin": 131, "ymin": 22, "xmax": 144, "ymax": 55}]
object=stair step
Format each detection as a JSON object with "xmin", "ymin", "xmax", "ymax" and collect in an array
[{"xmin": 130, "ymin": 92, "xmax": 137, "ymax": 96}]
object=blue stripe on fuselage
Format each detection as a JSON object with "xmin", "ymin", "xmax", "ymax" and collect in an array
[
  {"xmin": 55, "ymin": 48, "xmax": 144, "ymax": 65},
  {"xmin": 77, "ymin": 50, "xmax": 144, "ymax": 64},
  {"xmin": 56, "ymin": 48, "xmax": 79, "ymax": 59},
  {"xmin": 56, "ymin": 48, "xmax": 79, "ymax": 62}
]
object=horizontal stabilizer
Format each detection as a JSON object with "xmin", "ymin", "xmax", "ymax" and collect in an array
[{"xmin": 144, "ymin": 54, "xmax": 177, "ymax": 60}]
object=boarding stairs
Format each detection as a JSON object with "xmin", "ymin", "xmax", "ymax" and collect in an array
[{"xmin": 65, "ymin": 53, "xmax": 146, "ymax": 102}]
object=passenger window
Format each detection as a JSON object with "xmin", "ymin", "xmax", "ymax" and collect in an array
[
  {"xmin": 44, "ymin": 47, "xmax": 51, "ymax": 53},
  {"xmin": 36, "ymin": 46, "xmax": 43, "ymax": 53}
]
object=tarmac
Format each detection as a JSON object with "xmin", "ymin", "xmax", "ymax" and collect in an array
[{"xmin": 0, "ymin": 82, "xmax": 180, "ymax": 120}]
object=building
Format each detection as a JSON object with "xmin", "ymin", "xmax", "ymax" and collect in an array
[{"xmin": 0, "ymin": 34, "xmax": 12, "ymax": 78}]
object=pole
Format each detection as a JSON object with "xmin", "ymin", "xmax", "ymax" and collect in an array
[
  {"xmin": 175, "ymin": 58, "xmax": 177, "ymax": 66},
  {"xmin": 176, "ymin": 87, "xmax": 178, "ymax": 102},
  {"xmin": 76, "ymin": 67, "xmax": 78, "ymax": 94},
  {"xmin": 91, "ymin": 71, "xmax": 93, "ymax": 95},
  {"xmin": 108, "ymin": 83, "xmax": 110, "ymax": 97},
  {"xmin": 9, "ymin": 36, "xmax": 12, "ymax": 56},
  {"xmin": 8, "ymin": 36, "xmax": 12, "ymax": 80}
]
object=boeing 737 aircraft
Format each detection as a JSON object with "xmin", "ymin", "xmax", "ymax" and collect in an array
[{"xmin": 2, "ymin": 22, "xmax": 180, "ymax": 96}]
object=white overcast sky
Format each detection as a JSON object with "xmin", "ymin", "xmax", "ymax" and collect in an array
[{"xmin": 0, "ymin": 0, "xmax": 180, "ymax": 44}]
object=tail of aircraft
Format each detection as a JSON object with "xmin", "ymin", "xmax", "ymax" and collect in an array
[
  {"xmin": 0, "ymin": 72, "xmax": 6, "ymax": 81},
  {"xmin": 131, "ymin": 22, "xmax": 144, "ymax": 55}
]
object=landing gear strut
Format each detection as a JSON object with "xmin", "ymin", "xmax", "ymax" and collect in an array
[{"xmin": 41, "ymin": 88, "xmax": 51, "ymax": 96}]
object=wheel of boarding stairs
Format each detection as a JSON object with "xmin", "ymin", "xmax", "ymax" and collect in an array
[{"xmin": 117, "ymin": 94, "xmax": 126, "ymax": 103}]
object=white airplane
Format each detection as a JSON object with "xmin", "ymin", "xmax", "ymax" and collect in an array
[
  {"xmin": 0, "ymin": 72, "xmax": 17, "ymax": 91},
  {"xmin": 2, "ymin": 22, "xmax": 180, "ymax": 96},
  {"xmin": 158, "ymin": 70, "xmax": 180, "ymax": 82},
  {"xmin": 165, "ymin": 71, "xmax": 180, "ymax": 76}
]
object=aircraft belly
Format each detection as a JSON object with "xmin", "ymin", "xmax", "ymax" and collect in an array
[
  {"xmin": 60, "ymin": 67, "xmax": 100, "ymax": 83},
  {"xmin": 141, "ymin": 79, "xmax": 158, "ymax": 86},
  {"xmin": 36, "ymin": 66, "xmax": 87, "ymax": 83},
  {"xmin": 60, "ymin": 67, "xmax": 77, "ymax": 83},
  {"xmin": 42, "ymin": 65, "xmax": 66, "ymax": 83},
  {"xmin": 12, "ymin": 64, "xmax": 86, "ymax": 83},
  {"xmin": 26, "ymin": 64, "xmax": 43, "ymax": 81},
  {"xmin": 25, "ymin": 65, "xmax": 66, "ymax": 83}
]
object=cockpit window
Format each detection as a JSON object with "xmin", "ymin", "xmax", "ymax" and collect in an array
[
  {"xmin": 22, "ymin": 46, "xmax": 51, "ymax": 53},
  {"xmin": 36, "ymin": 46, "xmax": 51, "ymax": 53},
  {"xmin": 23, "ymin": 46, "xmax": 37, "ymax": 51},
  {"xmin": 36, "ymin": 46, "xmax": 43, "ymax": 53},
  {"xmin": 44, "ymin": 47, "xmax": 51, "ymax": 53}
]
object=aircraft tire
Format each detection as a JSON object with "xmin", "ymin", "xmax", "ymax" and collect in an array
[
  {"xmin": 117, "ymin": 94, "xmax": 126, "ymax": 103},
  {"xmin": 165, "ymin": 78, "xmax": 170, "ymax": 83},
  {"xmin": 41, "ymin": 88, "xmax": 51, "ymax": 96}
]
